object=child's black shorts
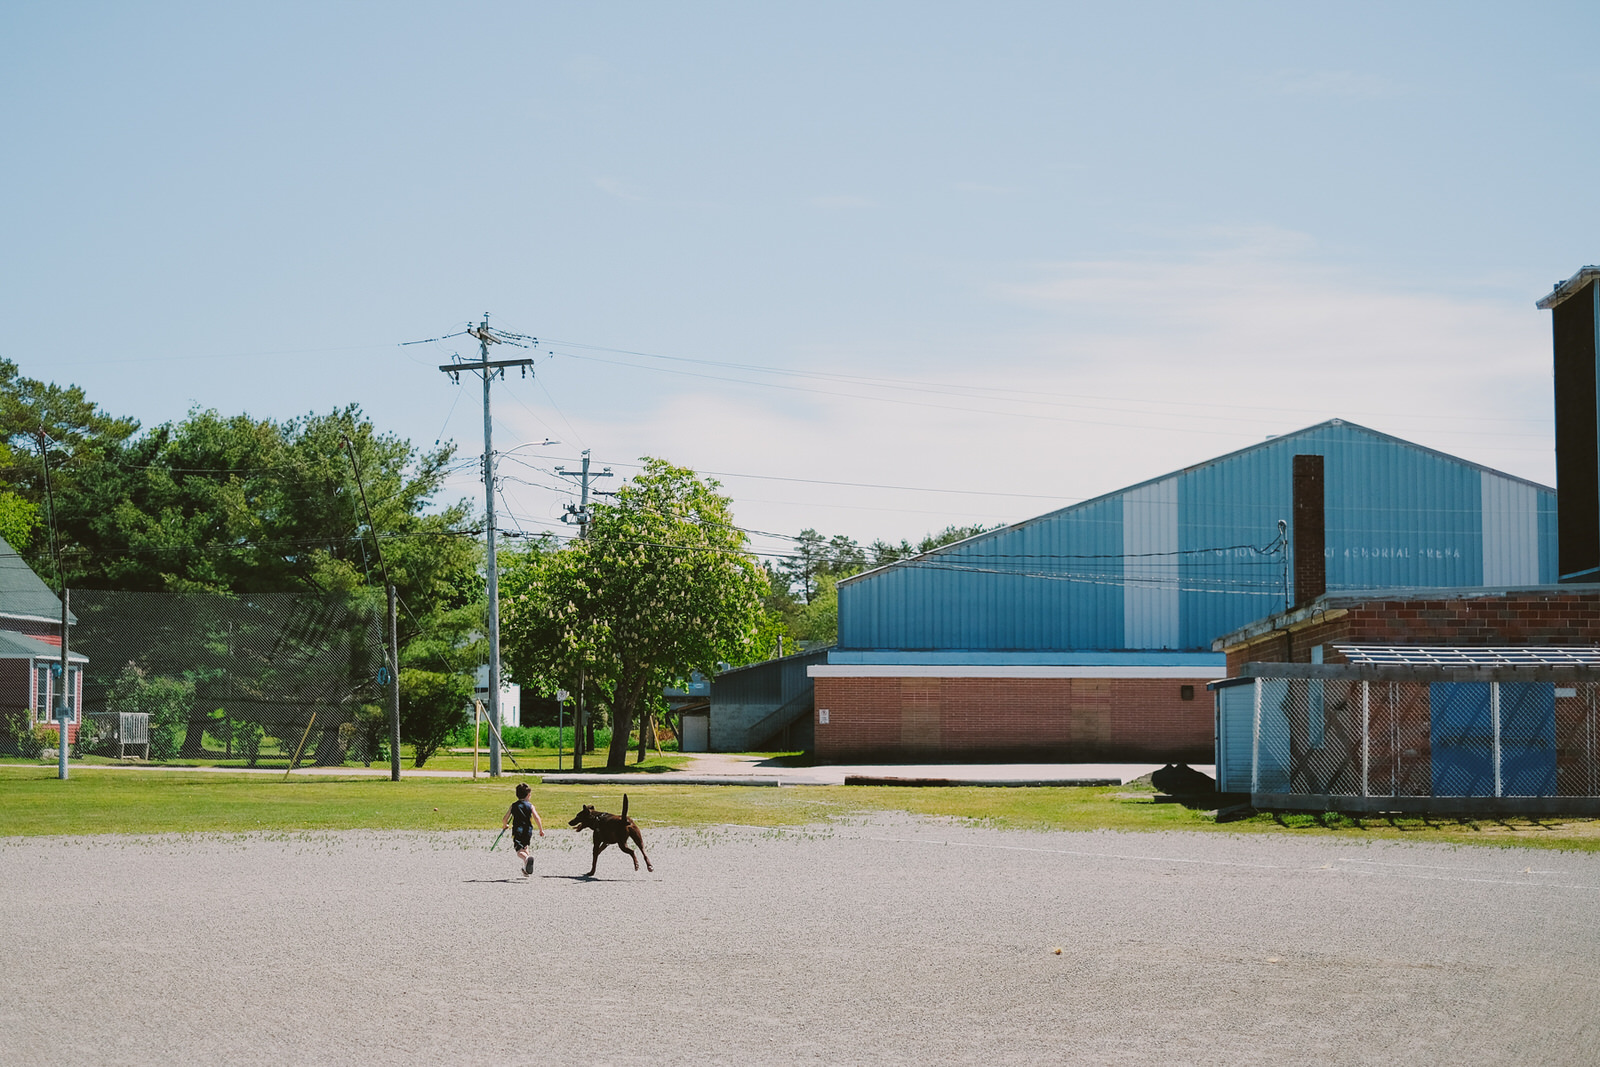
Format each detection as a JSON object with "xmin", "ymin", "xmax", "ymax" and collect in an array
[{"xmin": 513, "ymin": 832, "xmax": 532, "ymax": 851}]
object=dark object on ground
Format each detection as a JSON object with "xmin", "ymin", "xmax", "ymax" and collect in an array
[
  {"xmin": 1151, "ymin": 763, "xmax": 1216, "ymax": 796},
  {"xmin": 569, "ymin": 793, "xmax": 654, "ymax": 876}
]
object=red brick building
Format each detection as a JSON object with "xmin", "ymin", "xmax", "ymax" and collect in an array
[
  {"xmin": 809, "ymin": 665, "xmax": 1218, "ymax": 763},
  {"xmin": 1214, "ymin": 584, "xmax": 1600, "ymax": 671}
]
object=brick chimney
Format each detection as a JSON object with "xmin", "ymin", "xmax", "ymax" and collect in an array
[
  {"xmin": 1539, "ymin": 266, "xmax": 1600, "ymax": 583},
  {"xmin": 1293, "ymin": 454, "xmax": 1325, "ymax": 609}
]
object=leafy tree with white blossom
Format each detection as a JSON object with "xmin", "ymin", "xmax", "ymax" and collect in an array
[{"xmin": 501, "ymin": 459, "xmax": 769, "ymax": 771}]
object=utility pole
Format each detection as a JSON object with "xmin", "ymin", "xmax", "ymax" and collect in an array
[
  {"xmin": 387, "ymin": 585, "xmax": 401, "ymax": 782},
  {"xmin": 440, "ymin": 314, "xmax": 534, "ymax": 777},
  {"xmin": 38, "ymin": 425, "xmax": 69, "ymax": 780},
  {"xmin": 557, "ymin": 451, "xmax": 612, "ymax": 768},
  {"xmin": 556, "ymin": 450, "xmax": 612, "ymax": 537},
  {"xmin": 57, "ymin": 589, "xmax": 69, "ymax": 780},
  {"xmin": 342, "ymin": 435, "xmax": 403, "ymax": 781}
]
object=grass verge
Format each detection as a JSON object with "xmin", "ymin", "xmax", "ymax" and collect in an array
[
  {"xmin": 0, "ymin": 751, "xmax": 691, "ymax": 775},
  {"xmin": 3, "ymin": 767, "xmax": 1599, "ymax": 850}
]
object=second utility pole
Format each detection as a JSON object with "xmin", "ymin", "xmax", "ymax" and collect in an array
[
  {"xmin": 557, "ymin": 450, "xmax": 612, "ymax": 769},
  {"xmin": 441, "ymin": 314, "xmax": 534, "ymax": 777}
]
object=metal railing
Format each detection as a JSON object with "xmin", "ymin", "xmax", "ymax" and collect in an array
[{"xmin": 83, "ymin": 712, "xmax": 150, "ymax": 759}]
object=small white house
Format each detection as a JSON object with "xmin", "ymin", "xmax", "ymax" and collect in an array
[{"xmin": 472, "ymin": 664, "xmax": 521, "ymax": 727}]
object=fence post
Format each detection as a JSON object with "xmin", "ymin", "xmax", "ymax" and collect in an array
[
  {"xmin": 1251, "ymin": 678, "xmax": 1262, "ymax": 794},
  {"xmin": 1361, "ymin": 681, "xmax": 1370, "ymax": 798},
  {"xmin": 388, "ymin": 584, "xmax": 401, "ymax": 782},
  {"xmin": 1491, "ymin": 681, "xmax": 1502, "ymax": 798},
  {"xmin": 57, "ymin": 587, "xmax": 69, "ymax": 781}
]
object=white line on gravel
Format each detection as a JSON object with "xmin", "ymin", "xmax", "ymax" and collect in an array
[
  {"xmin": 1337, "ymin": 867, "xmax": 1600, "ymax": 891},
  {"xmin": 1337, "ymin": 855, "xmax": 1559, "ymax": 874},
  {"xmin": 870, "ymin": 835, "xmax": 1600, "ymax": 890},
  {"xmin": 869, "ymin": 835, "xmax": 1294, "ymax": 869}
]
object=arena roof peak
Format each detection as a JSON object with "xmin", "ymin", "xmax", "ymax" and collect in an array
[{"xmin": 840, "ymin": 418, "xmax": 1552, "ymax": 588}]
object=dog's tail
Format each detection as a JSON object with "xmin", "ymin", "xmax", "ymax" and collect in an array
[{"xmin": 622, "ymin": 793, "xmax": 629, "ymax": 819}]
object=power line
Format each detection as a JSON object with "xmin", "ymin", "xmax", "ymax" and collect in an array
[{"xmin": 542, "ymin": 340, "xmax": 1554, "ymax": 439}]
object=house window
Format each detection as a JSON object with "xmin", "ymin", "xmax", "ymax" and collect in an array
[
  {"xmin": 1179, "ymin": 685, "xmax": 1195, "ymax": 701},
  {"xmin": 33, "ymin": 665, "xmax": 79, "ymax": 724}
]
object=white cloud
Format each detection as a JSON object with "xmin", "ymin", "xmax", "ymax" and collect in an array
[{"xmin": 487, "ymin": 232, "xmax": 1556, "ymax": 548}]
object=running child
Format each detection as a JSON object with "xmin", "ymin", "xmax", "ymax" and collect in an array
[{"xmin": 503, "ymin": 782, "xmax": 544, "ymax": 876}]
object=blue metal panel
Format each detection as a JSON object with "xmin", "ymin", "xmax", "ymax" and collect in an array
[
  {"xmin": 837, "ymin": 493, "xmax": 1123, "ymax": 650},
  {"xmin": 1426, "ymin": 682, "xmax": 1557, "ymax": 797},
  {"xmin": 1539, "ymin": 493, "xmax": 1560, "ymax": 584},
  {"xmin": 1430, "ymin": 683, "xmax": 1495, "ymax": 796},
  {"xmin": 1213, "ymin": 679, "xmax": 1255, "ymax": 792},
  {"xmin": 1499, "ymin": 683, "xmax": 1557, "ymax": 796},
  {"xmin": 839, "ymin": 420, "xmax": 1556, "ymax": 655}
]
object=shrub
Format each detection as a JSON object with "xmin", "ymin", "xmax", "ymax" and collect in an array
[
  {"xmin": 344, "ymin": 706, "xmax": 389, "ymax": 766},
  {"xmin": 233, "ymin": 720, "xmax": 264, "ymax": 767},
  {"xmin": 72, "ymin": 716, "xmax": 111, "ymax": 758},
  {"xmin": 108, "ymin": 666, "xmax": 194, "ymax": 762},
  {"xmin": 29, "ymin": 723, "xmax": 60, "ymax": 758},
  {"xmin": 0, "ymin": 708, "xmax": 32, "ymax": 756},
  {"xmin": 399, "ymin": 668, "xmax": 472, "ymax": 767}
]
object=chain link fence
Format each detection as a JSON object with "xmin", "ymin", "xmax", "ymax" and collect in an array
[
  {"xmin": 1219, "ymin": 668, "xmax": 1600, "ymax": 808},
  {"xmin": 62, "ymin": 590, "xmax": 389, "ymax": 767}
]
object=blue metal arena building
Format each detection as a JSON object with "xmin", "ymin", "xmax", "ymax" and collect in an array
[{"xmin": 808, "ymin": 419, "xmax": 1557, "ymax": 762}]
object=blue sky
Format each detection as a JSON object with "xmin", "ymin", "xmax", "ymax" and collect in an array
[{"xmin": 2, "ymin": 2, "xmax": 1595, "ymax": 556}]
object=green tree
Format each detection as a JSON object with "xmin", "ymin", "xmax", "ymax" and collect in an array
[
  {"xmin": 767, "ymin": 523, "xmax": 1005, "ymax": 645},
  {"xmin": 398, "ymin": 667, "xmax": 472, "ymax": 767},
  {"xmin": 502, "ymin": 459, "xmax": 769, "ymax": 771},
  {"xmin": 0, "ymin": 491, "xmax": 38, "ymax": 552},
  {"xmin": 791, "ymin": 574, "xmax": 840, "ymax": 644},
  {"xmin": 0, "ymin": 359, "xmax": 139, "ymax": 580},
  {"xmin": 868, "ymin": 523, "xmax": 996, "ymax": 567},
  {"xmin": 62, "ymin": 404, "xmax": 477, "ymax": 601}
]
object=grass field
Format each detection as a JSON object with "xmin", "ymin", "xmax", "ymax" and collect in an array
[{"xmin": 5, "ymin": 765, "xmax": 1600, "ymax": 850}]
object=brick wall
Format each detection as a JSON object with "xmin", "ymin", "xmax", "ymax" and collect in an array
[
  {"xmin": 812, "ymin": 676, "xmax": 1214, "ymax": 763},
  {"xmin": 1224, "ymin": 590, "xmax": 1600, "ymax": 673}
]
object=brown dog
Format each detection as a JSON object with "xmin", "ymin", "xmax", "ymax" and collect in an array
[{"xmin": 568, "ymin": 793, "xmax": 653, "ymax": 876}]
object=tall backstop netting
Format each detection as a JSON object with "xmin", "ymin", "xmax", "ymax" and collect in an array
[
  {"xmin": 66, "ymin": 590, "xmax": 389, "ymax": 767},
  {"xmin": 1215, "ymin": 664, "xmax": 1600, "ymax": 814}
]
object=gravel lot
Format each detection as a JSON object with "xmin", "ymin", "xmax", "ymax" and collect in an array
[{"xmin": 5, "ymin": 811, "xmax": 1599, "ymax": 1066}]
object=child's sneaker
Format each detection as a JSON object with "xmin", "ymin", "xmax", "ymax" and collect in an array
[{"xmin": 523, "ymin": 856, "xmax": 535, "ymax": 876}]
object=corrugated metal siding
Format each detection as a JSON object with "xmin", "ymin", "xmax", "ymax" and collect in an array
[
  {"xmin": 1539, "ymin": 490, "xmax": 1560, "ymax": 584},
  {"xmin": 1214, "ymin": 682, "xmax": 1255, "ymax": 793},
  {"xmin": 1481, "ymin": 471, "xmax": 1540, "ymax": 586},
  {"xmin": 837, "ymin": 494, "xmax": 1123, "ymax": 650},
  {"xmin": 1123, "ymin": 477, "xmax": 1179, "ymax": 649},
  {"xmin": 710, "ymin": 649, "xmax": 829, "ymax": 706},
  {"xmin": 839, "ymin": 421, "xmax": 1556, "ymax": 654}
]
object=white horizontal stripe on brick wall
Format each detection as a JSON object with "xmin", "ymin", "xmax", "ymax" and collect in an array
[{"xmin": 808, "ymin": 664, "xmax": 1226, "ymax": 679}]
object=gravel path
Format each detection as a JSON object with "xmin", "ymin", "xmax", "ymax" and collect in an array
[{"xmin": 5, "ymin": 814, "xmax": 1599, "ymax": 1066}]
